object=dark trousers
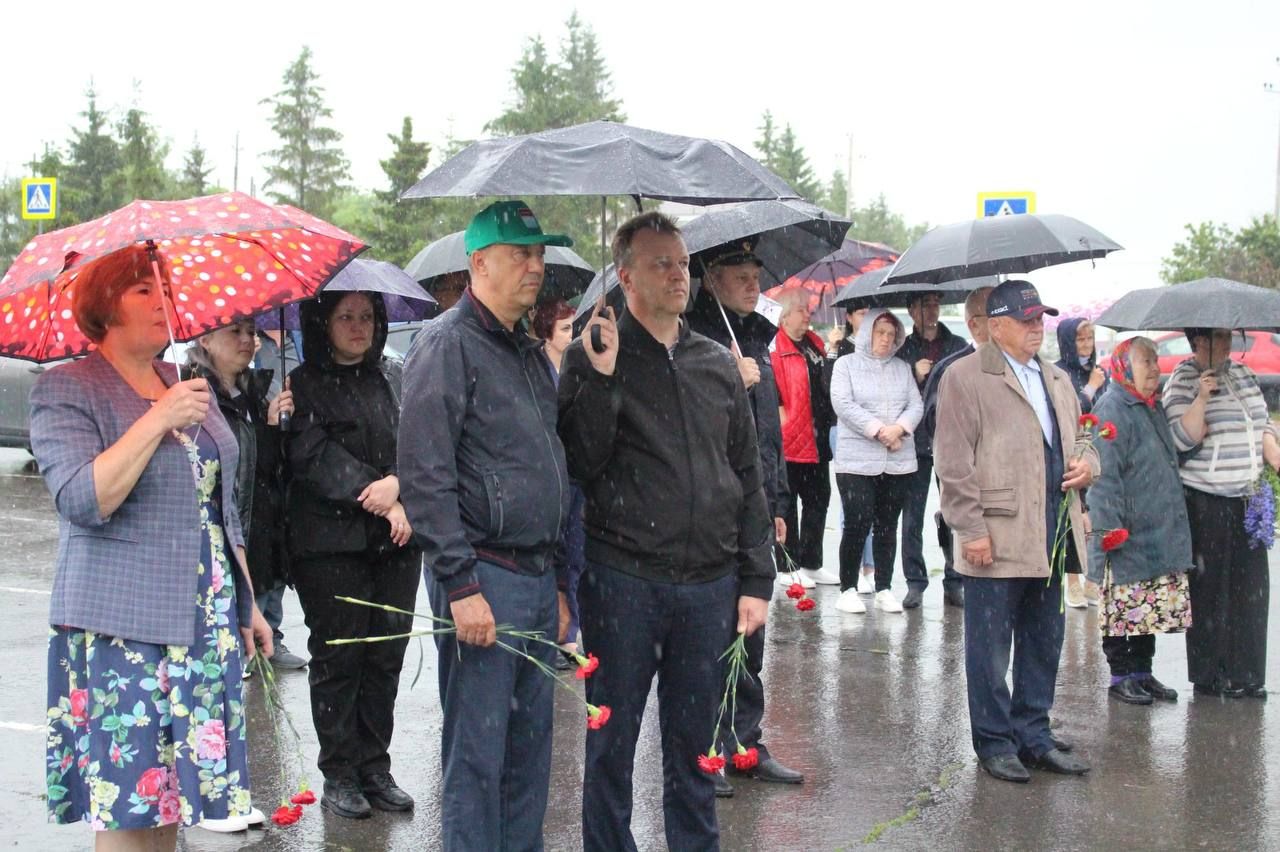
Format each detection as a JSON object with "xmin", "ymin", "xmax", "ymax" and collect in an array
[
  {"xmin": 783, "ymin": 461, "xmax": 830, "ymax": 570},
  {"xmin": 900, "ymin": 459, "xmax": 961, "ymax": 592},
  {"xmin": 1102, "ymin": 634, "xmax": 1156, "ymax": 677},
  {"xmin": 1185, "ymin": 487, "xmax": 1270, "ymax": 689},
  {"xmin": 962, "ymin": 573, "xmax": 1064, "ymax": 760},
  {"xmin": 428, "ymin": 561, "xmax": 558, "ymax": 852},
  {"xmin": 291, "ymin": 548, "xmax": 420, "ymax": 781},
  {"xmin": 580, "ymin": 563, "xmax": 736, "ymax": 852},
  {"xmin": 836, "ymin": 472, "xmax": 911, "ymax": 592}
]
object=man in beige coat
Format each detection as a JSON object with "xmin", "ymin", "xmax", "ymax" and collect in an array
[{"xmin": 935, "ymin": 281, "xmax": 1100, "ymax": 784}]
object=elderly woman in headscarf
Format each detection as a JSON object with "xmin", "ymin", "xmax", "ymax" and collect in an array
[
  {"xmin": 1084, "ymin": 337, "xmax": 1193, "ymax": 705},
  {"xmin": 1165, "ymin": 327, "xmax": 1280, "ymax": 699}
]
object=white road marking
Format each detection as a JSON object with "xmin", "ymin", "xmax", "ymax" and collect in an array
[
  {"xmin": 0, "ymin": 721, "xmax": 43, "ymax": 733},
  {"xmin": 0, "ymin": 586, "xmax": 50, "ymax": 595}
]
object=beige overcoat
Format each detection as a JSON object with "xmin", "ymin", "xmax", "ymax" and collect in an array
[{"xmin": 934, "ymin": 342, "xmax": 1101, "ymax": 579}]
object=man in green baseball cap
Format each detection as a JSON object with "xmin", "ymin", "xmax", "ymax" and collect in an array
[{"xmin": 460, "ymin": 200, "xmax": 573, "ymax": 329}]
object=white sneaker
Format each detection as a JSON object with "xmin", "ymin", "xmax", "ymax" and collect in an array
[
  {"xmin": 857, "ymin": 572, "xmax": 875, "ymax": 594},
  {"xmin": 836, "ymin": 589, "xmax": 867, "ymax": 613},
  {"xmin": 776, "ymin": 570, "xmax": 815, "ymax": 590},
  {"xmin": 196, "ymin": 814, "xmax": 250, "ymax": 833},
  {"xmin": 875, "ymin": 589, "xmax": 904, "ymax": 613},
  {"xmin": 800, "ymin": 567, "xmax": 841, "ymax": 586},
  {"xmin": 245, "ymin": 807, "xmax": 265, "ymax": 827}
]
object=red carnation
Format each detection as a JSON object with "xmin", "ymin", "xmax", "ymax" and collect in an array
[
  {"xmin": 290, "ymin": 790, "xmax": 316, "ymax": 806},
  {"xmin": 1079, "ymin": 413, "xmax": 1099, "ymax": 429},
  {"xmin": 1099, "ymin": 421, "xmax": 1118, "ymax": 441},
  {"xmin": 697, "ymin": 751, "xmax": 727, "ymax": 774},
  {"xmin": 587, "ymin": 704, "xmax": 611, "ymax": 730},
  {"xmin": 1102, "ymin": 528, "xmax": 1130, "ymax": 552},
  {"xmin": 785, "ymin": 582, "xmax": 806, "ymax": 600},
  {"xmin": 732, "ymin": 746, "xmax": 759, "ymax": 771},
  {"xmin": 575, "ymin": 653, "xmax": 600, "ymax": 680},
  {"xmin": 796, "ymin": 597, "xmax": 816, "ymax": 612},
  {"xmin": 271, "ymin": 804, "xmax": 300, "ymax": 826}
]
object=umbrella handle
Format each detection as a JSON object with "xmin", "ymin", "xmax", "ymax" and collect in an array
[
  {"xmin": 147, "ymin": 243, "xmax": 200, "ymax": 444},
  {"xmin": 277, "ymin": 306, "xmax": 291, "ymax": 432}
]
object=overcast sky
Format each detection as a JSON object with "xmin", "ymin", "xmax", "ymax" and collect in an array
[{"xmin": 4, "ymin": 0, "xmax": 1279, "ymax": 306}]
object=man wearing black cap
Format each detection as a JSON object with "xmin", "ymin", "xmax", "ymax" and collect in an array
[
  {"xmin": 934, "ymin": 280, "xmax": 1099, "ymax": 783},
  {"xmin": 398, "ymin": 200, "xmax": 574, "ymax": 850},
  {"xmin": 685, "ymin": 238, "xmax": 804, "ymax": 794}
]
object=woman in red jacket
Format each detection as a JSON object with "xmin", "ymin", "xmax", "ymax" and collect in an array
[{"xmin": 771, "ymin": 290, "xmax": 838, "ymax": 585}]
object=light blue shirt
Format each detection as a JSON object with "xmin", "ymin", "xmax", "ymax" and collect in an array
[{"xmin": 1002, "ymin": 350, "xmax": 1053, "ymax": 445}]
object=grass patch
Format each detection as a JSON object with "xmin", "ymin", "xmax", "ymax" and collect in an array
[{"xmin": 857, "ymin": 761, "xmax": 966, "ymax": 845}]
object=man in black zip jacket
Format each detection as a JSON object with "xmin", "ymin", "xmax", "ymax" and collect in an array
[
  {"xmin": 398, "ymin": 201, "xmax": 573, "ymax": 852},
  {"xmin": 686, "ymin": 243, "xmax": 804, "ymax": 794},
  {"xmin": 560, "ymin": 212, "xmax": 774, "ymax": 852}
]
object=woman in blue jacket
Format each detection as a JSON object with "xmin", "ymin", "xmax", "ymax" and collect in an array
[
  {"xmin": 1084, "ymin": 337, "xmax": 1193, "ymax": 705},
  {"xmin": 1056, "ymin": 317, "xmax": 1108, "ymax": 607},
  {"xmin": 32, "ymin": 245, "xmax": 273, "ymax": 848}
]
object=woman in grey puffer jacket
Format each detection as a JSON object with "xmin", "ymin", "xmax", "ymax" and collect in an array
[{"xmin": 830, "ymin": 308, "xmax": 923, "ymax": 614}]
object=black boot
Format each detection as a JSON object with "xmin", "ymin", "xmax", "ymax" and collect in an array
[
  {"xmin": 322, "ymin": 778, "xmax": 372, "ymax": 819},
  {"xmin": 361, "ymin": 771, "xmax": 414, "ymax": 812},
  {"xmin": 1109, "ymin": 677, "xmax": 1153, "ymax": 705}
]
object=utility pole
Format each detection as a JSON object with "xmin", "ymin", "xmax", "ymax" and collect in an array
[
  {"xmin": 845, "ymin": 134, "xmax": 854, "ymax": 218},
  {"xmin": 233, "ymin": 131, "xmax": 241, "ymax": 193},
  {"xmin": 1266, "ymin": 57, "xmax": 1280, "ymax": 221}
]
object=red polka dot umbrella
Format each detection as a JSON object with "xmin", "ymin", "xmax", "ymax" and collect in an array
[{"xmin": 0, "ymin": 192, "xmax": 366, "ymax": 362}]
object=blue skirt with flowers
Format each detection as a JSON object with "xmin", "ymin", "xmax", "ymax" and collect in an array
[{"xmin": 44, "ymin": 429, "xmax": 252, "ymax": 830}]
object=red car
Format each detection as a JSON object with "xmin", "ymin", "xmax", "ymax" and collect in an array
[{"xmin": 1100, "ymin": 331, "xmax": 1280, "ymax": 409}]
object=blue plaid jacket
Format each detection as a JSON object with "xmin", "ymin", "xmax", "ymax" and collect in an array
[{"xmin": 30, "ymin": 352, "xmax": 251, "ymax": 645}]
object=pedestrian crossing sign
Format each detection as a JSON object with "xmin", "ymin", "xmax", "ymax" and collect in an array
[
  {"xmin": 22, "ymin": 178, "xmax": 57, "ymax": 220},
  {"xmin": 977, "ymin": 191, "xmax": 1035, "ymax": 218}
]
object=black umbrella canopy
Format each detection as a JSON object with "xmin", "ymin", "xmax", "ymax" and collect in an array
[
  {"xmin": 884, "ymin": 213, "xmax": 1123, "ymax": 285},
  {"xmin": 832, "ymin": 268, "xmax": 999, "ymax": 309},
  {"xmin": 403, "ymin": 231, "xmax": 597, "ymax": 301},
  {"xmin": 682, "ymin": 200, "xmax": 851, "ymax": 289},
  {"xmin": 1095, "ymin": 277, "xmax": 1280, "ymax": 332},
  {"xmin": 401, "ymin": 121, "xmax": 800, "ymax": 205}
]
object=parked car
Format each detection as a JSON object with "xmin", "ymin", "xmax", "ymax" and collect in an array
[
  {"xmin": 1100, "ymin": 331, "xmax": 1280, "ymax": 410},
  {"xmin": 0, "ymin": 357, "xmax": 55, "ymax": 451}
]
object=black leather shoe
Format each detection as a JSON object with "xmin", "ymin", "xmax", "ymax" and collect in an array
[
  {"xmin": 943, "ymin": 586, "xmax": 965, "ymax": 608},
  {"xmin": 1240, "ymin": 684, "xmax": 1268, "ymax": 699},
  {"xmin": 361, "ymin": 771, "xmax": 414, "ymax": 812},
  {"xmin": 322, "ymin": 778, "xmax": 372, "ymax": 819},
  {"xmin": 1140, "ymin": 676, "xmax": 1178, "ymax": 702},
  {"xmin": 1050, "ymin": 735, "xmax": 1073, "ymax": 753},
  {"xmin": 979, "ymin": 754, "xmax": 1029, "ymax": 783},
  {"xmin": 902, "ymin": 588, "xmax": 924, "ymax": 609},
  {"xmin": 714, "ymin": 772, "xmax": 734, "ymax": 798},
  {"xmin": 730, "ymin": 756, "xmax": 805, "ymax": 784},
  {"xmin": 1194, "ymin": 683, "xmax": 1245, "ymax": 699},
  {"xmin": 1022, "ymin": 748, "xmax": 1090, "ymax": 775},
  {"xmin": 1109, "ymin": 678, "xmax": 1154, "ymax": 705}
]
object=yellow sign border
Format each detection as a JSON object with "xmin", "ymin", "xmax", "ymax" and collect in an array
[
  {"xmin": 21, "ymin": 177, "xmax": 57, "ymax": 220},
  {"xmin": 976, "ymin": 191, "xmax": 1035, "ymax": 218}
]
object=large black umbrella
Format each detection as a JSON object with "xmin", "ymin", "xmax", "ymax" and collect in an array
[
  {"xmin": 401, "ymin": 121, "xmax": 799, "ymax": 205},
  {"xmin": 1095, "ymin": 277, "xmax": 1280, "ymax": 332},
  {"xmin": 884, "ymin": 214, "xmax": 1123, "ymax": 285},
  {"xmin": 404, "ymin": 231, "xmax": 596, "ymax": 301},
  {"xmin": 832, "ymin": 267, "xmax": 999, "ymax": 309}
]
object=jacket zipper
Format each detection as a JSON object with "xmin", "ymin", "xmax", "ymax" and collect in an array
[
  {"xmin": 521, "ymin": 354, "xmax": 565, "ymax": 545},
  {"xmin": 669, "ymin": 346, "xmax": 697, "ymax": 571}
]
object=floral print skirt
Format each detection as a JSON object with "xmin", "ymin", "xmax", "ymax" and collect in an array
[
  {"xmin": 1099, "ymin": 563, "xmax": 1193, "ymax": 638},
  {"xmin": 44, "ymin": 430, "xmax": 251, "ymax": 830}
]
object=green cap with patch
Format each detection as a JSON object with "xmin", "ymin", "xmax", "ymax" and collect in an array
[{"xmin": 464, "ymin": 200, "xmax": 573, "ymax": 254}]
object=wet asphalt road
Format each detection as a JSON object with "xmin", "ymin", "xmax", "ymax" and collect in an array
[{"xmin": 1, "ymin": 446, "xmax": 1278, "ymax": 851}]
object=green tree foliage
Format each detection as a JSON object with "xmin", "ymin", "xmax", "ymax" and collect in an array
[
  {"xmin": 367, "ymin": 117, "xmax": 434, "ymax": 266},
  {"xmin": 114, "ymin": 101, "xmax": 172, "ymax": 201},
  {"xmin": 482, "ymin": 14, "xmax": 627, "ymax": 268},
  {"xmin": 260, "ymin": 47, "xmax": 350, "ymax": 217},
  {"xmin": 755, "ymin": 112, "xmax": 822, "ymax": 201},
  {"xmin": 848, "ymin": 194, "xmax": 928, "ymax": 252},
  {"xmin": 64, "ymin": 85, "xmax": 123, "ymax": 223},
  {"xmin": 180, "ymin": 136, "xmax": 214, "ymax": 197},
  {"xmin": 1161, "ymin": 216, "xmax": 1280, "ymax": 289},
  {"xmin": 823, "ymin": 168, "xmax": 848, "ymax": 217}
]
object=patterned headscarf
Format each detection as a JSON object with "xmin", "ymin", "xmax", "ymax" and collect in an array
[{"xmin": 1108, "ymin": 337, "xmax": 1159, "ymax": 408}]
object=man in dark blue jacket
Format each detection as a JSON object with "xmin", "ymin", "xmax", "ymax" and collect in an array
[
  {"xmin": 398, "ymin": 201, "xmax": 573, "ymax": 852},
  {"xmin": 561, "ymin": 212, "xmax": 774, "ymax": 852}
]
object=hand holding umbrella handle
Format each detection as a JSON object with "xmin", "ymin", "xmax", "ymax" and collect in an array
[{"xmin": 591, "ymin": 325, "xmax": 606, "ymax": 354}]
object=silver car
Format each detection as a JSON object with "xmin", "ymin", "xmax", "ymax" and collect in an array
[{"xmin": 0, "ymin": 357, "xmax": 52, "ymax": 451}]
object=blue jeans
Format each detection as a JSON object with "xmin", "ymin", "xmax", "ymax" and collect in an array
[
  {"xmin": 258, "ymin": 584, "xmax": 286, "ymax": 643},
  {"xmin": 962, "ymin": 573, "xmax": 1065, "ymax": 760},
  {"xmin": 428, "ymin": 562, "xmax": 558, "ymax": 852},
  {"xmin": 579, "ymin": 563, "xmax": 737, "ymax": 852}
]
